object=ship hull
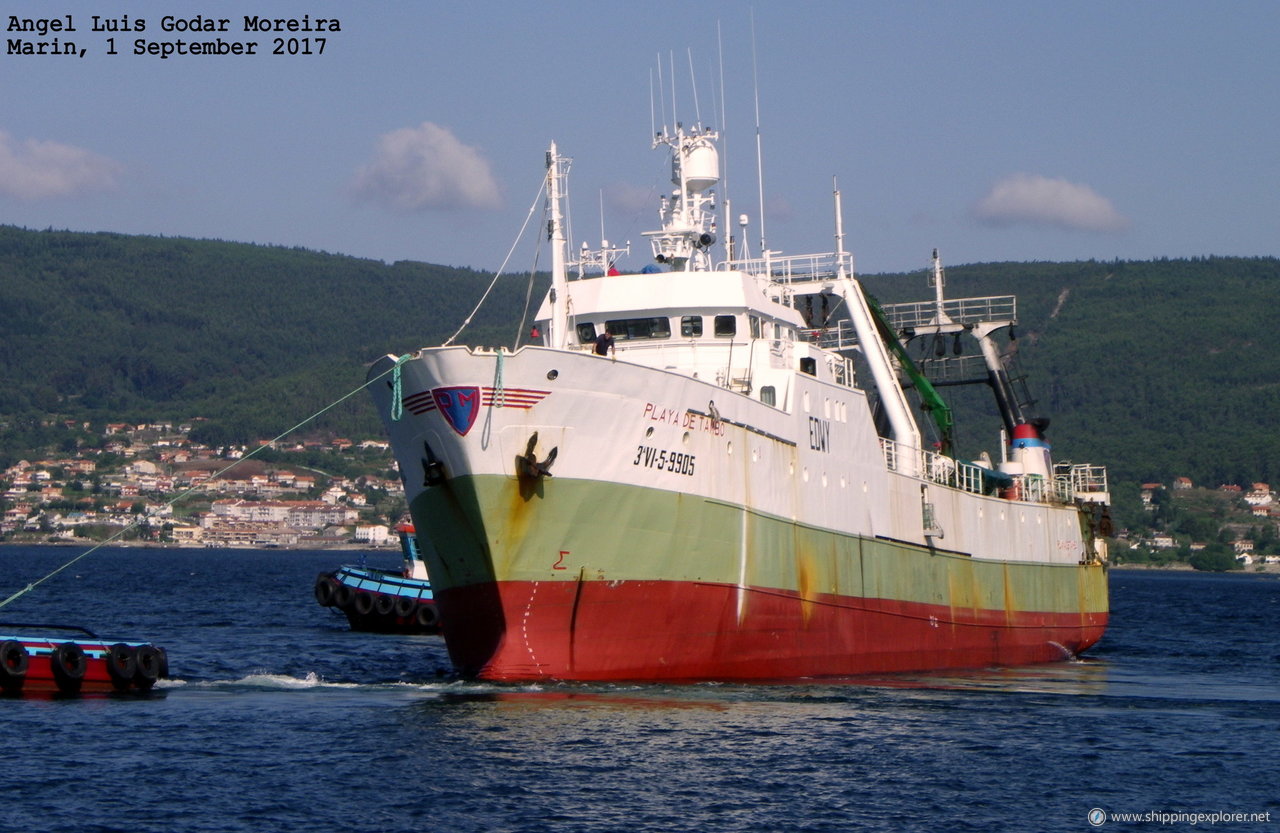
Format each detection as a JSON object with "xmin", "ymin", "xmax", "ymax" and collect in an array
[
  {"xmin": 410, "ymin": 469, "xmax": 1108, "ymax": 682},
  {"xmin": 437, "ymin": 578, "xmax": 1107, "ymax": 681}
]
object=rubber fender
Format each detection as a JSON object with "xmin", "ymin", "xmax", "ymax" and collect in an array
[
  {"xmin": 106, "ymin": 643, "xmax": 137, "ymax": 691},
  {"xmin": 134, "ymin": 645, "xmax": 163, "ymax": 690},
  {"xmin": 0, "ymin": 640, "xmax": 29, "ymax": 691},
  {"xmin": 314, "ymin": 574, "xmax": 336, "ymax": 607},
  {"xmin": 415, "ymin": 603, "xmax": 439, "ymax": 628},
  {"xmin": 50, "ymin": 642, "xmax": 87, "ymax": 693}
]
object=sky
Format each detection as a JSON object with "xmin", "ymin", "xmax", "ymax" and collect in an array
[{"xmin": 2, "ymin": 0, "xmax": 1277, "ymax": 276}]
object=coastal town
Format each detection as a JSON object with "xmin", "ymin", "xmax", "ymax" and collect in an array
[
  {"xmin": 4, "ymin": 419, "xmax": 1280, "ymax": 569},
  {"xmin": 1122, "ymin": 478, "xmax": 1280, "ymax": 571},
  {"xmin": 1, "ymin": 420, "xmax": 403, "ymax": 548}
]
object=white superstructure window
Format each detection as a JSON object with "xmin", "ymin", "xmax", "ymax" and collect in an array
[{"xmin": 605, "ymin": 317, "xmax": 672, "ymax": 340}]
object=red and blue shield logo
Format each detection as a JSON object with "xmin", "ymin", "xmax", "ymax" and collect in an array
[{"xmin": 431, "ymin": 386, "xmax": 481, "ymax": 436}]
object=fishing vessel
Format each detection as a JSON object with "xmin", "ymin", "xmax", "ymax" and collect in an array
[{"xmin": 368, "ymin": 108, "xmax": 1111, "ymax": 682}]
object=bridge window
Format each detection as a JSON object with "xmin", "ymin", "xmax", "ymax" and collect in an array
[
  {"xmin": 681, "ymin": 316, "xmax": 703, "ymax": 337},
  {"xmin": 714, "ymin": 315, "xmax": 737, "ymax": 337},
  {"xmin": 760, "ymin": 386, "xmax": 776, "ymax": 406},
  {"xmin": 605, "ymin": 317, "xmax": 671, "ymax": 340},
  {"xmin": 576, "ymin": 323, "xmax": 597, "ymax": 344}
]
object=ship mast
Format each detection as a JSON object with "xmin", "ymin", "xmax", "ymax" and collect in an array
[
  {"xmin": 545, "ymin": 142, "xmax": 572, "ymax": 349},
  {"xmin": 643, "ymin": 125, "xmax": 719, "ymax": 272}
]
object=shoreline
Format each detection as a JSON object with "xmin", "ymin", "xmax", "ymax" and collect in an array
[{"xmin": 1111, "ymin": 561, "xmax": 1280, "ymax": 574}]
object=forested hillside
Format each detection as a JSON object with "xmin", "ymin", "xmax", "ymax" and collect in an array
[
  {"xmin": 2, "ymin": 225, "xmax": 1277, "ymax": 490},
  {"xmin": 861, "ymin": 256, "xmax": 1280, "ymax": 490},
  {"xmin": 0, "ymin": 225, "xmax": 545, "ymax": 448}
]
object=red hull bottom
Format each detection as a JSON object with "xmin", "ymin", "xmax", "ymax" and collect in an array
[
  {"xmin": 11, "ymin": 658, "xmax": 120, "ymax": 698},
  {"xmin": 2, "ymin": 639, "xmax": 168, "ymax": 697},
  {"xmin": 436, "ymin": 579, "xmax": 1108, "ymax": 682}
]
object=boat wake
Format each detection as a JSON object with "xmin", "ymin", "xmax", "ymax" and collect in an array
[
  {"xmin": 1047, "ymin": 640, "xmax": 1077, "ymax": 660},
  {"xmin": 155, "ymin": 671, "xmax": 502, "ymax": 694},
  {"xmin": 158, "ymin": 672, "xmax": 382, "ymax": 691}
]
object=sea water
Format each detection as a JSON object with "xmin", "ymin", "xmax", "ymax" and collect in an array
[{"xmin": 1, "ymin": 547, "xmax": 1276, "ymax": 832}]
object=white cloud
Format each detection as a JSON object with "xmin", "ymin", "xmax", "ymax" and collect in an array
[
  {"xmin": 974, "ymin": 173, "xmax": 1130, "ymax": 232},
  {"xmin": 351, "ymin": 122, "xmax": 501, "ymax": 212},
  {"xmin": 0, "ymin": 130, "xmax": 122, "ymax": 200}
]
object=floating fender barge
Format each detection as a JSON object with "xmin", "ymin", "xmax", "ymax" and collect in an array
[{"xmin": 1, "ymin": 624, "xmax": 169, "ymax": 697}]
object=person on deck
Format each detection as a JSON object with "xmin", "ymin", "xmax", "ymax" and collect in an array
[{"xmin": 640, "ymin": 254, "xmax": 670, "ymax": 274}]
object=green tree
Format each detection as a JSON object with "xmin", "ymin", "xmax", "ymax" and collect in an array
[{"xmin": 1188, "ymin": 543, "xmax": 1238, "ymax": 572}]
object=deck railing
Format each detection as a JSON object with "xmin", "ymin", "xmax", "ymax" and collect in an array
[
  {"xmin": 723, "ymin": 251, "xmax": 852, "ymax": 282},
  {"xmin": 879, "ymin": 437, "xmax": 1108, "ymax": 505},
  {"xmin": 1054, "ymin": 461, "xmax": 1110, "ymax": 498},
  {"xmin": 881, "ymin": 295, "xmax": 1017, "ymax": 330},
  {"xmin": 798, "ymin": 320, "xmax": 858, "ymax": 350}
]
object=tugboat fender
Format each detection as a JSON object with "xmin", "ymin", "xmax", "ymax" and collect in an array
[
  {"xmin": 0, "ymin": 640, "xmax": 29, "ymax": 690},
  {"xmin": 134, "ymin": 645, "xmax": 164, "ymax": 690},
  {"xmin": 50, "ymin": 642, "xmax": 87, "ymax": 693},
  {"xmin": 416, "ymin": 604, "xmax": 439, "ymax": 628},
  {"xmin": 314, "ymin": 574, "xmax": 336, "ymax": 607},
  {"xmin": 353, "ymin": 592, "xmax": 375, "ymax": 616},
  {"xmin": 106, "ymin": 643, "xmax": 137, "ymax": 691},
  {"xmin": 394, "ymin": 596, "xmax": 416, "ymax": 618},
  {"xmin": 374, "ymin": 593, "xmax": 396, "ymax": 616}
]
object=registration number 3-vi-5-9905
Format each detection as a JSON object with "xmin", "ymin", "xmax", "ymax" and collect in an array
[{"xmin": 633, "ymin": 445, "xmax": 695, "ymax": 476}]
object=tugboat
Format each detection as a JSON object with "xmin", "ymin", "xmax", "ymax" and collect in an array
[
  {"xmin": 1, "ymin": 624, "xmax": 169, "ymax": 697},
  {"xmin": 313, "ymin": 523, "xmax": 440, "ymax": 633}
]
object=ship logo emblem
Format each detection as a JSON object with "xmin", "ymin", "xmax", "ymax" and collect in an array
[
  {"xmin": 401, "ymin": 385, "xmax": 551, "ymax": 421},
  {"xmin": 431, "ymin": 386, "xmax": 481, "ymax": 436}
]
